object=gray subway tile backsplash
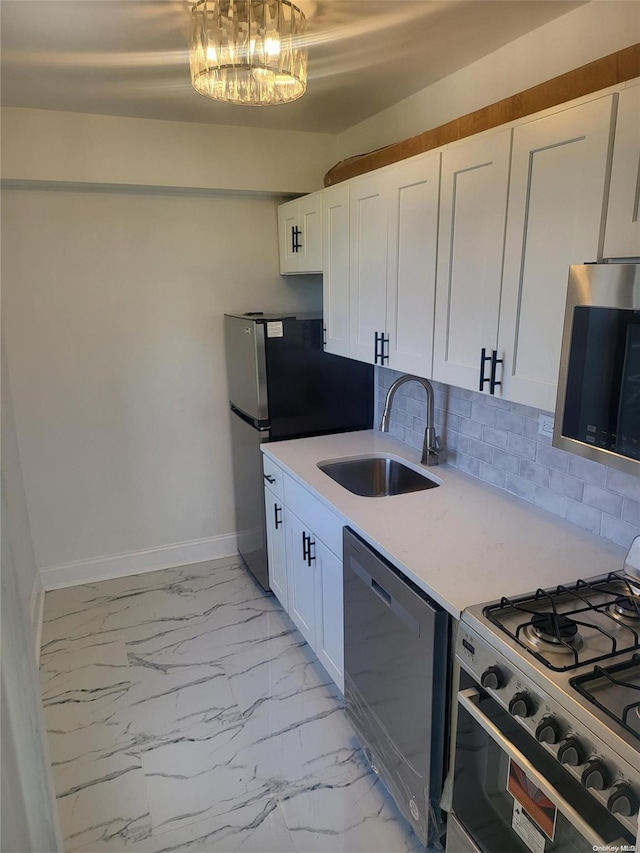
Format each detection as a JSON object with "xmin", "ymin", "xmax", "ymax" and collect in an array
[
  {"xmin": 582, "ymin": 484, "xmax": 623, "ymax": 518},
  {"xmin": 376, "ymin": 368, "xmax": 640, "ymax": 550}
]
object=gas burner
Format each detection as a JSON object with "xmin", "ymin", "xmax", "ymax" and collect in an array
[
  {"xmin": 522, "ymin": 613, "xmax": 583, "ymax": 654},
  {"xmin": 611, "ymin": 595, "xmax": 640, "ymax": 622},
  {"xmin": 484, "ymin": 573, "xmax": 640, "ymax": 672},
  {"xmin": 571, "ymin": 653, "xmax": 640, "ymax": 742}
]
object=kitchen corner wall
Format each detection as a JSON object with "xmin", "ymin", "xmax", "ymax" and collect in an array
[
  {"xmin": 2, "ymin": 186, "xmax": 322, "ymax": 581},
  {"xmin": 376, "ymin": 368, "xmax": 640, "ymax": 551}
]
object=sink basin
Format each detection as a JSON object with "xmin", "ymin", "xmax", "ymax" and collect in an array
[{"xmin": 317, "ymin": 456, "xmax": 439, "ymax": 497}]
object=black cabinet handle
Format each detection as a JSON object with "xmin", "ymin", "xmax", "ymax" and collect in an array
[
  {"xmin": 274, "ymin": 504, "xmax": 282, "ymax": 530},
  {"xmin": 374, "ymin": 332, "xmax": 382, "ymax": 364},
  {"xmin": 322, "ymin": 325, "xmax": 327, "ymax": 349},
  {"xmin": 291, "ymin": 225, "xmax": 296, "ymax": 254},
  {"xmin": 264, "ymin": 474, "xmax": 276, "ymax": 484},
  {"xmin": 479, "ymin": 348, "xmax": 492, "ymax": 391},
  {"xmin": 293, "ymin": 226, "xmax": 302, "ymax": 252},
  {"xmin": 490, "ymin": 350, "xmax": 503, "ymax": 395},
  {"xmin": 301, "ymin": 531, "xmax": 315, "ymax": 566},
  {"xmin": 382, "ymin": 333, "xmax": 389, "ymax": 364}
]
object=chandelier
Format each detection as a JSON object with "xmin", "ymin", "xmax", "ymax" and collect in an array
[{"xmin": 190, "ymin": 0, "xmax": 308, "ymax": 106}]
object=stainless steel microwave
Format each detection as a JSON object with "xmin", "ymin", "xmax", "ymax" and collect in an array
[{"xmin": 553, "ymin": 264, "xmax": 640, "ymax": 477}]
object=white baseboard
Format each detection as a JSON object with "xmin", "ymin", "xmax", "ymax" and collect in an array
[
  {"xmin": 29, "ymin": 572, "xmax": 46, "ymax": 666},
  {"xmin": 38, "ymin": 533, "xmax": 239, "ymax": 591}
]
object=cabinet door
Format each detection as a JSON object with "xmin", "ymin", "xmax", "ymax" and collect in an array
[
  {"xmin": 264, "ymin": 486, "xmax": 287, "ymax": 610},
  {"xmin": 298, "ymin": 192, "xmax": 323, "ymax": 273},
  {"xmin": 349, "ymin": 171, "xmax": 389, "ymax": 364},
  {"xmin": 314, "ymin": 539, "xmax": 344, "ymax": 693},
  {"xmin": 322, "ymin": 183, "xmax": 350, "ymax": 357},
  {"xmin": 386, "ymin": 152, "xmax": 441, "ymax": 377},
  {"xmin": 498, "ymin": 96, "xmax": 615, "ymax": 412},
  {"xmin": 433, "ymin": 129, "xmax": 512, "ymax": 391},
  {"xmin": 604, "ymin": 85, "xmax": 640, "ymax": 259},
  {"xmin": 285, "ymin": 511, "xmax": 316, "ymax": 647},
  {"xmin": 278, "ymin": 199, "xmax": 300, "ymax": 274}
]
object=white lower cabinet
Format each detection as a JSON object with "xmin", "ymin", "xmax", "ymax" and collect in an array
[
  {"xmin": 314, "ymin": 539, "xmax": 344, "ymax": 690},
  {"xmin": 264, "ymin": 484, "xmax": 287, "ymax": 610},
  {"xmin": 286, "ymin": 510, "xmax": 317, "ymax": 648},
  {"xmin": 263, "ymin": 458, "xmax": 344, "ymax": 693}
]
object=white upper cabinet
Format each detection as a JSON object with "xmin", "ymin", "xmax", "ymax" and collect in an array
[
  {"xmin": 498, "ymin": 95, "xmax": 615, "ymax": 412},
  {"xmin": 348, "ymin": 170, "xmax": 389, "ymax": 364},
  {"xmin": 433, "ymin": 129, "xmax": 512, "ymax": 391},
  {"xmin": 603, "ymin": 83, "xmax": 640, "ymax": 259},
  {"xmin": 385, "ymin": 154, "xmax": 440, "ymax": 377},
  {"xmin": 348, "ymin": 152, "xmax": 440, "ymax": 373},
  {"xmin": 277, "ymin": 191, "xmax": 323, "ymax": 274},
  {"xmin": 278, "ymin": 199, "xmax": 299, "ymax": 273},
  {"xmin": 322, "ymin": 183, "xmax": 350, "ymax": 357}
]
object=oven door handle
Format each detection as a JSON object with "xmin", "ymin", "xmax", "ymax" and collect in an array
[{"xmin": 458, "ymin": 688, "xmax": 610, "ymax": 848}]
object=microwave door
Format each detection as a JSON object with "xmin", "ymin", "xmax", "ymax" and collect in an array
[{"xmin": 616, "ymin": 321, "xmax": 640, "ymax": 461}]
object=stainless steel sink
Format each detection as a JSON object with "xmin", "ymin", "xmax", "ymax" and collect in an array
[{"xmin": 317, "ymin": 456, "xmax": 439, "ymax": 497}]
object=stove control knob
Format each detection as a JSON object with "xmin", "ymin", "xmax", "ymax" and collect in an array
[
  {"xmin": 535, "ymin": 716, "xmax": 562, "ymax": 745},
  {"xmin": 481, "ymin": 666, "xmax": 504, "ymax": 690},
  {"xmin": 508, "ymin": 692, "xmax": 535, "ymax": 718},
  {"xmin": 581, "ymin": 761, "xmax": 611, "ymax": 791},
  {"xmin": 557, "ymin": 736, "xmax": 586, "ymax": 767},
  {"xmin": 607, "ymin": 783, "xmax": 639, "ymax": 817}
]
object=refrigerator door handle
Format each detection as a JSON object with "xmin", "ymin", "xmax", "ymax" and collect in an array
[{"xmin": 230, "ymin": 403, "xmax": 270, "ymax": 431}]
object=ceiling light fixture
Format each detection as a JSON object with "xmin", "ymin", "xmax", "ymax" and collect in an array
[{"xmin": 190, "ymin": 0, "xmax": 308, "ymax": 106}]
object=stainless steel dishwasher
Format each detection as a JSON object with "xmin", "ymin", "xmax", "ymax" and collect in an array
[{"xmin": 343, "ymin": 527, "xmax": 450, "ymax": 848}]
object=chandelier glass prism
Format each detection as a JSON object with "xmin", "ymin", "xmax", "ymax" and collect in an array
[{"xmin": 190, "ymin": 0, "xmax": 308, "ymax": 106}]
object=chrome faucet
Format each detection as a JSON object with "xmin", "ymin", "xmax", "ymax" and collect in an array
[{"xmin": 380, "ymin": 375, "xmax": 440, "ymax": 466}]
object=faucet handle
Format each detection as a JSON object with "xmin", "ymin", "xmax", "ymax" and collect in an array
[{"xmin": 422, "ymin": 428, "xmax": 441, "ymax": 466}]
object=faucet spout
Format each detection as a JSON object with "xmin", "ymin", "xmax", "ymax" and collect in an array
[{"xmin": 380, "ymin": 375, "xmax": 440, "ymax": 466}]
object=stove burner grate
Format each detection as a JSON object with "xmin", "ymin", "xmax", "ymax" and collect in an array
[
  {"xmin": 611, "ymin": 595, "xmax": 640, "ymax": 621},
  {"xmin": 531, "ymin": 612, "xmax": 579, "ymax": 644},
  {"xmin": 571, "ymin": 654, "xmax": 640, "ymax": 742},
  {"xmin": 484, "ymin": 573, "xmax": 640, "ymax": 672}
]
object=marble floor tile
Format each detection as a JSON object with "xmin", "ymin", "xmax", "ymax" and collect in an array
[
  {"xmin": 41, "ymin": 640, "xmax": 135, "ymax": 766},
  {"xmin": 128, "ymin": 797, "xmax": 297, "ymax": 853},
  {"xmin": 279, "ymin": 772, "xmax": 424, "ymax": 853},
  {"xmin": 52, "ymin": 751, "xmax": 152, "ymax": 852},
  {"xmin": 40, "ymin": 557, "xmax": 422, "ymax": 853}
]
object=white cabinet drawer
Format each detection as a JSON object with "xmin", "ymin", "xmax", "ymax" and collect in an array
[
  {"xmin": 262, "ymin": 455, "xmax": 285, "ymax": 500},
  {"xmin": 284, "ymin": 474, "xmax": 344, "ymax": 558}
]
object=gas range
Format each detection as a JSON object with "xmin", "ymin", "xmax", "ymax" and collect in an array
[{"xmin": 456, "ymin": 541, "xmax": 640, "ymax": 846}]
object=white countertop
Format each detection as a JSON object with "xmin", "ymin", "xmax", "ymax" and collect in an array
[{"xmin": 262, "ymin": 430, "xmax": 626, "ymax": 619}]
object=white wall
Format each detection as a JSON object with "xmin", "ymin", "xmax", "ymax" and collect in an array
[
  {"xmin": 1, "ymin": 487, "xmax": 63, "ymax": 853},
  {"xmin": 1, "ymin": 107, "xmax": 337, "ymax": 195},
  {"xmin": 2, "ymin": 186, "xmax": 322, "ymax": 579},
  {"xmin": 337, "ymin": 1, "xmax": 640, "ymax": 160},
  {"xmin": 1, "ymin": 343, "xmax": 38, "ymax": 612}
]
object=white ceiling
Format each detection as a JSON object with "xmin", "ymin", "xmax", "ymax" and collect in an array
[{"xmin": 1, "ymin": 0, "xmax": 586, "ymax": 134}]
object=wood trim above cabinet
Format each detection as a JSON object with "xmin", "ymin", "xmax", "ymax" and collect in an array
[{"xmin": 324, "ymin": 43, "xmax": 640, "ymax": 186}]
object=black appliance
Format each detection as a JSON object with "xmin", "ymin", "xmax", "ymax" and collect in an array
[{"xmin": 224, "ymin": 312, "xmax": 373, "ymax": 590}]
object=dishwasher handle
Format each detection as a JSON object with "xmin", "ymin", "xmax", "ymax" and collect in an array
[
  {"xmin": 371, "ymin": 578, "xmax": 391, "ymax": 607},
  {"xmin": 349, "ymin": 555, "xmax": 420, "ymax": 636}
]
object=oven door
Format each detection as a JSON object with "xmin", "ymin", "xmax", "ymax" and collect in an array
[{"xmin": 450, "ymin": 687, "xmax": 634, "ymax": 853}]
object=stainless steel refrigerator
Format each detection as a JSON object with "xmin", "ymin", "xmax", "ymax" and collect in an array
[{"xmin": 225, "ymin": 312, "xmax": 373, "ymax": 590}]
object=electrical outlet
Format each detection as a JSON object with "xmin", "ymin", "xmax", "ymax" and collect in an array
[{"xmin": 538, "ymin": 414, "xmax": 554, "ymax": 437}]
